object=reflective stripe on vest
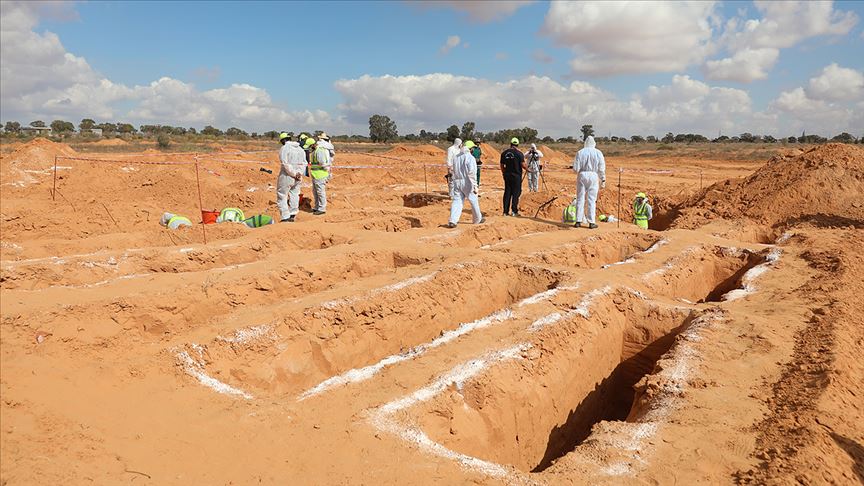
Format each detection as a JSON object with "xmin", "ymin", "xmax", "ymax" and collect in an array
[
  {"xmin": 633, "ymin": 200, "xmax": 649, "ymax": 221},
  {"xmin": 167, "ymin": 215, "xmax": 191, "ymax": 227},
  {"xmin": 310, "ymin": 149, "xmax": 329, "ymax": 180},
  {"xmin": 220, "ymin": 207, "xmax": 244, "ymax": 222}
]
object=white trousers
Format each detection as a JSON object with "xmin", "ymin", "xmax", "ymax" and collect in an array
[
  {"xmin": 276, "ymin": 172, "xmax": 301, "ymax": 220},
  {"xmin": 575, "ymin": 172, "xmax": 599, "ymax": 224},
  {"xmin": 449, "ymin": 184, "xmax": 482, "ymax": 225},
  {"xmin": 313, "ymin": 177, "xmax": 327, "ymax": 212},
  {"xmin": 527, "ymin": 171, "xmax": 539, "ymax": 191}
]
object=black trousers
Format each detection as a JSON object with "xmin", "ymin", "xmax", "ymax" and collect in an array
[{"xmin": 502, "ymin": 172, "xmax": 522, "ymax": 214}]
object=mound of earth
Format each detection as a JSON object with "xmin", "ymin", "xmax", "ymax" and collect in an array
[
  {"xmin": 94, "ymin": 138, "xmax": 130, "ymax": 146},
  {"xmin": 539, "ymin": 145, "xmax": 572, "ymax": 167},
  {"xmin": 672, "ymin": 143, "xmax": 864, "ymax": 229},
  {"xmin": 479, "ymin": 143, "xmax": 500, "ymax": 163},
  {"xmin": 4, "ymin": 138, "xmax": 77, "ymax": 169},
  {"xmin": 385, "ymin": 144, "xmax": 445, "ymax": 158}
]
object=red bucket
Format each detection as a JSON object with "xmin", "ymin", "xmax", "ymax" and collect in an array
[{"xmin": 201, "ymin": 210, "xmax": 219, "ymax": 224}]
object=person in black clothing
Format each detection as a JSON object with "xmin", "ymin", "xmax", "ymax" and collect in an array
[{"xmin": 500, "ymin": 137, "xmax": 527, "ymax": 216}]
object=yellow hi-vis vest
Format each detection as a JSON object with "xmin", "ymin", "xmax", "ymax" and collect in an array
[
  {"xmin": 633, "ymin": 199, "xmax": 649, "ymax": 229},
  {"xmin": 310, "ymin": 148, "xmax": 330, "ymax": 180},
  {"xmin": 167, "ymin": 215, "xmax": 192, "ymax": 229},
  {"xmin": 219, "ymin": 207, "xmax": 245, "ymax": 222}
]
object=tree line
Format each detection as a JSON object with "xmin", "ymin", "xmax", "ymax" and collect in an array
[{"xmin": 2, "ymin": 117, "xmax": 861, "ymax": 145}]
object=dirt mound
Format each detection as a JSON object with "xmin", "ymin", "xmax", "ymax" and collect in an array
[
  {"xmin": 673, "ymin": 143, "xmax": 864, "ymax": 229},
  {"xmin": 93, "ymin": 138, "xmax": 129, "ymax": 146},
  {"xmin": 539, "ymin": 145, "xmax": 571, "ymax": 167},
  {"xmin": 385, "ymin": 144, "xmax": 445, "ymax": 159},
  {"xmin": 5, "ymin": 138, "xmax": 77, "ymax": 169},
  {"xmin": 479, "ymin": 143, "xmax": 499, "ymax": 163}
]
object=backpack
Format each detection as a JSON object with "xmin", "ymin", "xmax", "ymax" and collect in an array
[{"xmin": 563, "ymin": 204, "xmax": 578, "ymax": 223}]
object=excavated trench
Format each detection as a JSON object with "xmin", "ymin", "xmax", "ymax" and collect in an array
[
  {"xmin": 0, "ymin": 229, "xmax": 350, "ymax": 290},
  {"xmin": 643, "ymin": 245, "xmax": 767, "ymax": 303},
  {"xmin": 191, "ymin": 263, "xmax": 564, "ymax": 396},
  {"xmin": 514, "ymin": 233, "xmax": 661, "ymax": 270},
  {"xmin": 414, "ymin": 289, "xmax": 694, "ymax": 472}
]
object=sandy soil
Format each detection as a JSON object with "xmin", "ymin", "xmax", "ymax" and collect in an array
[{"xmin": 1, "ymin": 139, "xmax": 862, "ymax": 485}]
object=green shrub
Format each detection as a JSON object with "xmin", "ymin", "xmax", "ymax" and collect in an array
[{"xmin": 157, "ymin": 134, "xmax": 171, "ymax": 149}]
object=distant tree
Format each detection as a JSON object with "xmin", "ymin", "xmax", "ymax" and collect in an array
[
  {"xmin": 4, "ymin": 121, "xmax": 21, "ymax": 133},
  {"xmin": 831, "ymin": 132, "xmax": 856, "ymax": 143},
  {"xmin": 610, "ymin": 136, "xmax": 620, "ymax": 142},
  {"xmin": 763, "ymin": 135, "xmax": 777, "ymax": 143},
  {"xmin": 712, "ymin": 135, "xmax": 729, "ymax": 143},
  {"xmin": 368, "ymin": 114, "xmax": 398, "ymax": 142},
  {"xmin": 225, "ymin": 127, "xmax": 248, "ymax": 138},
  {"xmin": 116, "ymin": 123, "xmax": 136, "ymax": 134},
  {"xmin": 50, "ymin": 120, "xmax": 74, "ymax": 133},
  {"xmin": 97, "ymin": 122, "xmax": 117, "ymax": 134},
  {"xmin": 79, "ymin": 118, "xmax": 96, "ymax": 132},
  {"xmin": 263, "ymin": 130, "xmax": 279, "ymax": 139},
  {"xmin": 30, "ymin": 120, "xmax": 45, "ymax": 128},
  {"xmin": 557, "ymin": 136, "xmax": 575, "ymax": 143},
  {"xmin": 661, "ymin": 132, "xmax": 674, "ymax": 143},
  {"xmin": 739, "ymin": 132, "xmax": 756, "ymax": 143},
  {"xmin": 201, "ymin": 125, "xmax": 223, "ymax": 137},
  {"xmin": 404, "ymin": 133, "xmax": 418, "ymax": 141},
  {"xmin": 646, "ymin": 135, "xmax": 657, "ymax": 143},
  {"xmin": 787, "ymin": 136, "xmax": 797, "ymax": 143},
  {"xmin": 418, "ymin": 129, "xmax": 432, "ymax": 140},
  {"xmin": 445, "ymin": 124, "xmax": 460, "ymax": 142},
  {"xmin": 580, "ymin": 124, "xmax": 594, "ymax": 141},
  {"xmin": 541, "ymin": 136, "xmax": 554, "ymax": 143},
  {"xmin": 460, "ymin": 121, "xmax": 475, "ymax": 141},
  {"xmin": 630, "ymin": 135, "xmax": 645, "ymax": 143}
]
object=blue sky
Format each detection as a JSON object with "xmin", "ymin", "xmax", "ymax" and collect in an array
[{"xmin": 2, "ymin": 1, "xmax": 863, "ymax": 137}]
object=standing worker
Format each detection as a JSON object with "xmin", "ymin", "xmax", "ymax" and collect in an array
[
  {"xmin": 633, "ymin": 192, "xmax": 653, "ymax": 229},
  {"xmin": 525, "ymin": 143, "xmax": 544, "ymax": 192},
  {"xmin": 500, "ymin": 137, "xmax": 526, "ymax": 217},
  {"xmin": 317, "ymin": 132, "xmax": 335, "ymax": 159},
  {"xmin": 446, "ymin": 138, "xmax": 462, "ymax": 199},
  {"xmin": 308, "ymin": 137, "xmax": 332, "ymax": 215},
  {"xmin": 571, "ymin": 136, "xmax": 606, "ymax": 229},
  {"xmin": 446, "ymin": 141, "xmax": 485, "ymax": 228},
  {"xmin": 276, "ymin": 132, "xmax": 306, "ymax": 222},
  {"xmin": 470, "ymin": 141, "xmax": 482, "ymax": 190}
]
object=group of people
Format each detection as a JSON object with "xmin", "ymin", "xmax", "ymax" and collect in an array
[
  {"xmin": 276, "ymin": 132, "xmax": 335, "ymax": 222},
  {"xmin": 274, "ymin": 132, "xmax": 652, "ymax": 230},
  {"xmin": 444, "ymin": 135, "xmax": 648, "ymax": 229}
]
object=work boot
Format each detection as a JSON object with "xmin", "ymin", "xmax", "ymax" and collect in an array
[
  {"xmin": 280, "ymin": 215, "xmax": 295, "ymax": 223},
  {"xmin": 511, "ymin": 211, "xmax": 520, "ymax": 217},
  {"xmin": 574, "ymin": 222, "xmax": 582, "ymax": 228},
  {"xmin": 313, "ymin": 210, "xmax": 326, "ymax": 216},
  {"xmin": 588, "ymin": 223, "xmax": 598, "ymax": 229},
  {"xmin": 476, "ymin": 217, "xmax": 486, "ymax": 224},
  {"xmin": 446, "ymin": 222, "xmax": 457, "ymax": 228}
]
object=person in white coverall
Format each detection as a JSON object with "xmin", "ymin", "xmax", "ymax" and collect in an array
[
  {"xmin": 447, "ymin": 141, "xmax": 485, "ymax": 228},
  {"xmin": 276, "ymin": 132, "xmax": 307, "ymax": 222},
  {"xmin": 572, "ymin": 136, "xmax": 606, "ymax": 229},
  {"xmin": 525, "ymin": 143, "xmax": 544, "ymax": 192},
  {"xmin": 446, "ymin": 138, "xmax": 462, "ymax": 199},
  {"xmin": 317, "ymin": 132, "xmax": 335, "ymax": 159},
  {"xmin": 309, "ymin": 139, "xmax": 332, "ymax": 215}
]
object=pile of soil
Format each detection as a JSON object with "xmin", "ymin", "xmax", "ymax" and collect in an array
[
  {"xmin": 539, "ymin": 145, "xmax": 572, "ymax": 168},
  {"xmin": 479, "ymin": 143, "xmax": 500, "ymax": 163},
  {"xmin": 385, "ymin": 144, "xmax": 445, "ymax": 158},
  {"xmin": 93, "ymin": 138, "xmax": 129, "ymax": 146},
  {"xmin": 3, "ymin": 138, "xmax": 78, "ymax": 169},
  {"xmin": 672, "ymin": 143, "xmax": 864, "ymax": 229}
]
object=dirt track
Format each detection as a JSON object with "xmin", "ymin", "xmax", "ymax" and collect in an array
[{"xmin": 1, "ymin": 140, "xmax": 862, "ymax": 485}]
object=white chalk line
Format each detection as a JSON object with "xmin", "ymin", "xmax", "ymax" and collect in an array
[
  {"xmin": 300, "ymin": 285, "xmax": 577, "ymax": 400},
  {"xmin": 368, "ymin": 344, "xmax": 529, "ymax": 479},
  {"xmin": 722, "ymin": 248, "xmax": 782, "ymax": 301},
  {"xmin": 175, "ymin": 347, "xmax": 253, "ymax": 399}
]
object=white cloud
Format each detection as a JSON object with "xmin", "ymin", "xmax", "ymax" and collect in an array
[
  {"xmin": 334, "ymin": 73, "xmax": 754, "ymax": 137},
  {"xmin": 542, "ymin": 1, "xmax": 718, "ymax": 76},
  {"xmin": 706, "ymin": 1, "xmax": 858, "ymax": 83},
  {"xmin": 0, "ymin": 1, "xmax": 342, "ymax": 133},
  {"xmin": 704, "ymin": 47, "xmax": 779, "ymax": 82},
  {"xmin": 806, "ymin": 63, "xmax": 864, "ymax": 102},
  {"xmin": 439, "ymin": 35, "xmax": 461, "ymax": 55},
  {"xmin": 769, "ymin": 63, "xmax": 864, "ymax": 135},
  {"xmin": 723, "ymin": 1, "xmax": 858, "ymax": 51},
  {"xmin": 417, "ymin": 1, "xmax": 534, "ymax": 23}
]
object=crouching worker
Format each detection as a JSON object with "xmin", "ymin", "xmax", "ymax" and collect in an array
[
  {"xmin": 633, "ymin": 192, "xmax": 653, "ymax": 229},
  {"xmin": 216, "ymin": 207, "xmax": 245, "ymax": 223},
  {"xmin": 243, "ymin": 214, "xmax": 274, "ymax": 228},
  {"xmin": 160, "ymin": 212, "xmax": 192, "ymax": 229},
  {"xmin": 446, "ymin": 141, "xmax": 485, "ymax": 228},
  {"xmin": 277, "ymin": 132, "xmax": 306, "ymax": 222}
]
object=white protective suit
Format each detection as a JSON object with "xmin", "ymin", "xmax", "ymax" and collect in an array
[
  {"xmin": 446, "ymin": 138, "xmax": 462, "ymax": 199},
  {"xmin": 318, "ymin": 138, "xmax": 335, "ymax": 159},
  {"xmin": 448, "ymin": 147, "xmax": 483, "ymax": 225},
  {"xmin": 277, "ymin": 141, "xmax": 307, "ymax": 221},
  {"xmin": 572, "ymin": 136, "xmax": 606, "ymax": 225},
  {"xmin": 525, "ymin": 143, "xmax": 544, "ymax": 192}
]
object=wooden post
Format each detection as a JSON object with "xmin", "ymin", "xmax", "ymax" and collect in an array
[
  {"xmin": 423, "ymin": 164, "xmax": 428, "ymax": 194},
  {"xmin": 194, "ymin": 161, "xmax": 207, "ymax": 244},
  {"xmin": 700, "ymin": 170, "xmax": 703, "ymax": 190},
  {"xmin": 52, "ymin": 155, "xmax": 58, "ymax": 200},
  {"xmin": 617, "ymin": 168, "xmax": 622, "ymax": 229}
]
